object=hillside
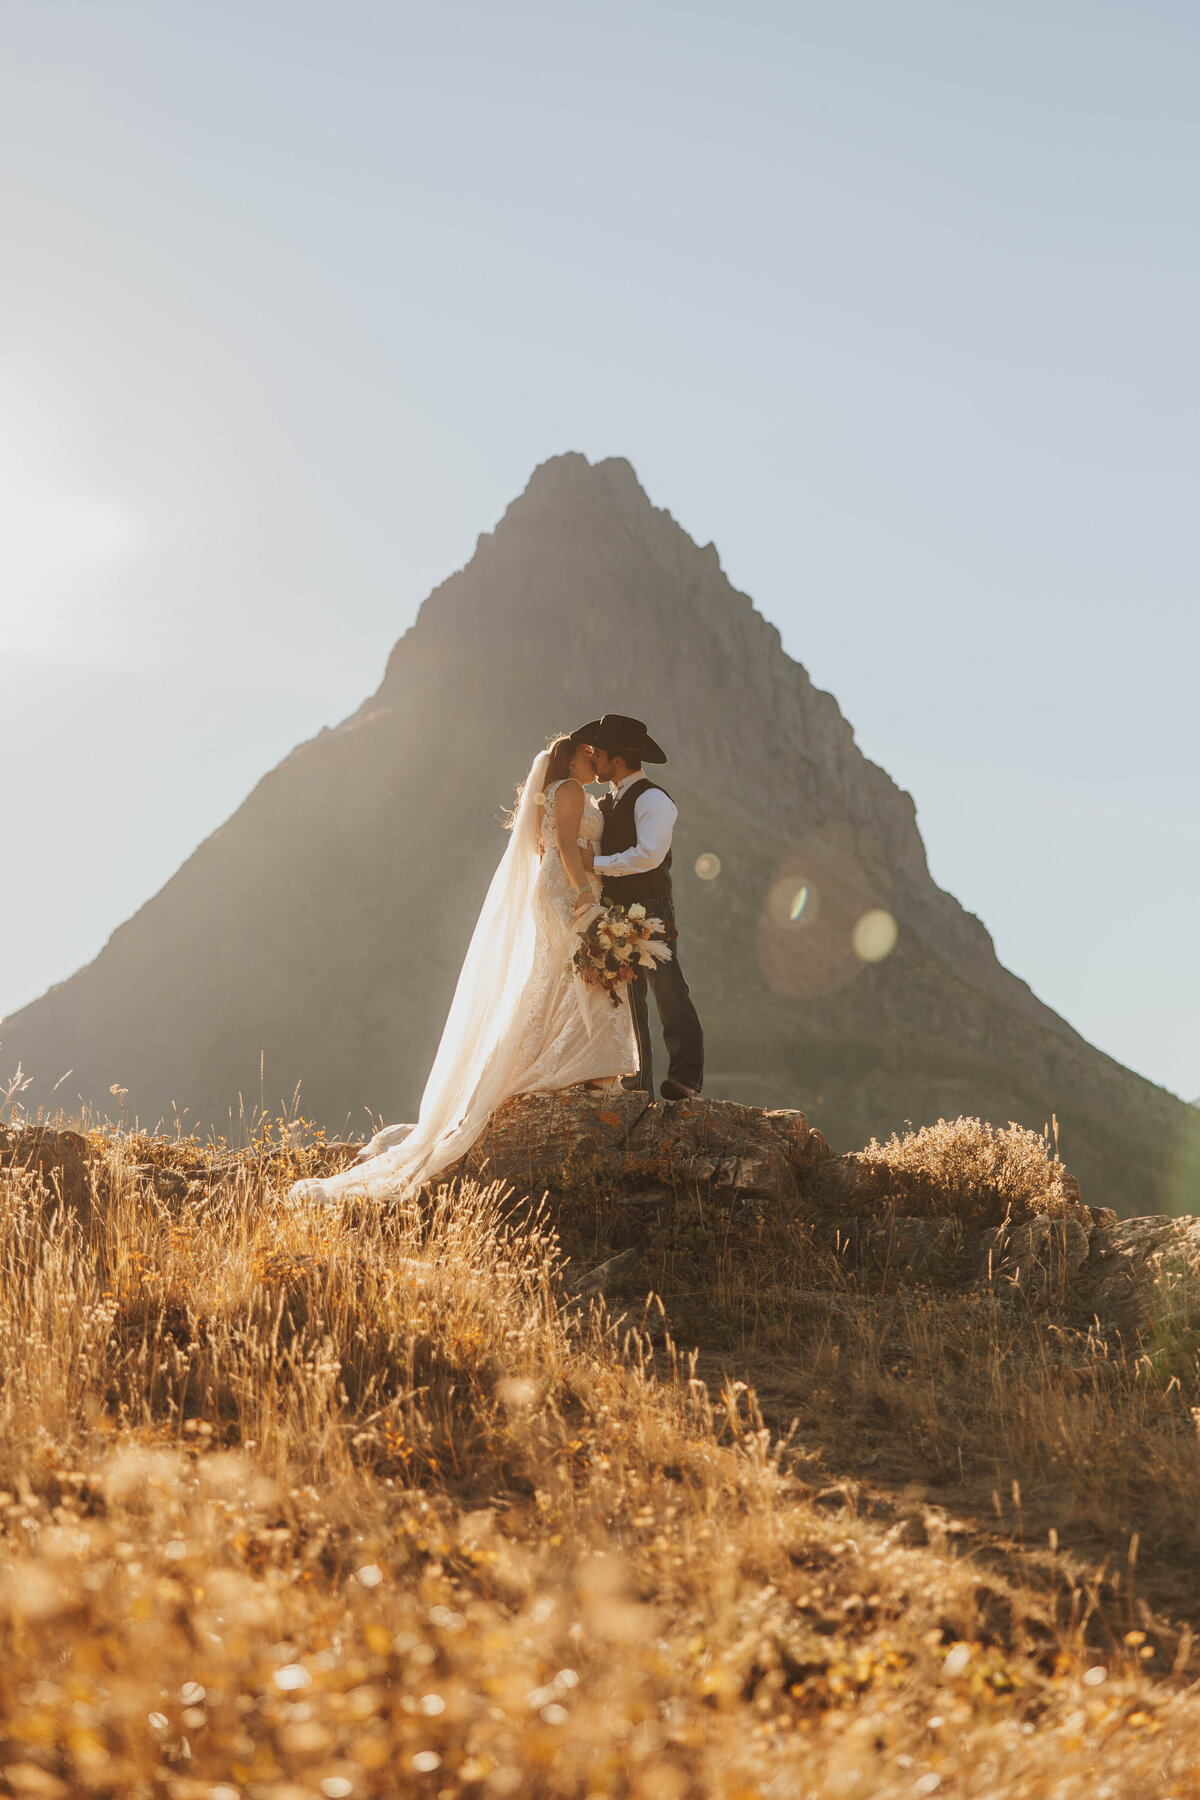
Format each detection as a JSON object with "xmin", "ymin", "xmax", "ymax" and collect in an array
[
  {"xmin": 5, "ymin": 453, "xmax": 1197, "ymax": 1213},
  {"xmin": 4, "ymin": 1104, "xmax": 1200, "ymax": 1797}
]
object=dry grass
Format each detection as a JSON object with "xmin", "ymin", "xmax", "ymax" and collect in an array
[
  {"xmin": 849, "ymin": 1117, "xmax": 1090, "ymax": 1228},
  {"xmin": 1, "ymin": 1124, "xmax": 1200, "ymax": 1798}
]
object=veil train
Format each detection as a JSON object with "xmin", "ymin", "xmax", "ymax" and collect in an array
[{"xmin": 290, "ymin": 748, "xmax": 552, "ymax": 1206}]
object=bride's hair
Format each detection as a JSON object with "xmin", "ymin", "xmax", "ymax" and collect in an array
[
  {"xmin": 542, "ymin": 733, "xmax": 575, "ymax": 786},
  {"xmin": 506, "ymin": 734, "xmax": 574, "ymax": 832}
]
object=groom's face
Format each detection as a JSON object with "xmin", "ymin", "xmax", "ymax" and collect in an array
[{"xmin": 592, "ymin": 747, "xmax": 617, "ymax": 783}]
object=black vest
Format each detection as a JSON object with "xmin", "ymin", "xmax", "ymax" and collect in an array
[{"xmin": 599, "ymin": 778, "xmax": 674, "ymax": 911}]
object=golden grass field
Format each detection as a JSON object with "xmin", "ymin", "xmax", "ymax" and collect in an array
[{"xmin": 1, "ymin": 1113, "xmax": 1199, "ymax": 1799}]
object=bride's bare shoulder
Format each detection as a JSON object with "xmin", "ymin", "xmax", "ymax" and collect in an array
[
  {"xmin": 550, "ymin": 777, "xmax": 585, "ymax": 818},
  {"xmin": 540, "ymin": 777, "xmax": 579, "ymax": 808}
]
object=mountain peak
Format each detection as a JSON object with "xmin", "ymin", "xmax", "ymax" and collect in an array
[
  {"xmin": 521, "ymin": 449, "xmax": 643, "ymax": 496},
  {"xmin": 498, "ymin": 451, "xmax": 654, "ymax": 531}
]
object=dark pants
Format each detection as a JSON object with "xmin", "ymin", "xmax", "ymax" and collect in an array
[{"xmin": 625, "ymin": 929, "xmax": 704, "ymax": 1095}]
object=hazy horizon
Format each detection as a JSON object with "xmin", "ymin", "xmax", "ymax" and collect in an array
[{"xmin": 2, "ymin": 1, "xmax": 1198, "ymax": 1102}]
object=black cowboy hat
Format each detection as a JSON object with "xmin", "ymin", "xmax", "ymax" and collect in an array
[{"xmin": 569, "ymin": 713, "xmax": 667, "ymax": 764}]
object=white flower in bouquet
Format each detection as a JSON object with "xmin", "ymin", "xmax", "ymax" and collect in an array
[
  {"xmin": 572, "ymin": 900, "xmax": 671, "ymax": 1006},
  {"xmin": 636, "ymin": 940, "xmax": 672, "ymax": 967}
]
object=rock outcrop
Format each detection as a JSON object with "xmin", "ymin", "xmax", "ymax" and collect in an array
[
  {"xmin": 5, "ymin": 453, "xmax": 1198, "ymax": 1214},
  {"xmin": 1082, "ymin": 1215, "xmax": 1200, "ymax": 1338},
  {"xmin": 0, "ymin": 1125, "xmax": 100, "ymax": 1222},
  {"xmin": 443, "ymin": 1094, "xmax": 1190, "ymax": 1339},
  {"xmin": 453, "ymin": 1090, "xmax": 831, "ymax": 1211}
]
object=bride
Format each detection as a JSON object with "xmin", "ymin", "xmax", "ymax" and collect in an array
[{"xmin": 290, "ymin": 734, "xmax": 638, "ymax": 1204}]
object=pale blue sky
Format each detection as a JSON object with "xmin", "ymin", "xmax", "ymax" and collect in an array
[{"xmin": 1, "ymin": 0, "xmax": 1197, "ymax": 1098}]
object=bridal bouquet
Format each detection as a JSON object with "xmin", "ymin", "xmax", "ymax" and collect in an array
[{"xmin": 572, "ymin": 902, "xmax": 672, "ymax": 1006}]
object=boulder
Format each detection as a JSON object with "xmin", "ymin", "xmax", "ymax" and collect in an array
[
  {"xmin": 1085, "ymin": 1214, "xmax": 1200, "ymax": 1336},
  {"xmin": 0, "ymin": 1126, "xmax": 100, "ymax": 1220},
  {"xmin": 970, "ymin": 1215, "xmax": 1092, "ymax": 1305},
  {"xmin": 455, "ymin": 1091, "xmax": 831, "ymax": 1208}
]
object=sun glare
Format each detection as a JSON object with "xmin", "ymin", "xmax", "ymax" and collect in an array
[{"xmin": 0, "ymin": 440, "xmax": 143, "ymax": 663}]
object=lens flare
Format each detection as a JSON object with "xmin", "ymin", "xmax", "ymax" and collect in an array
[
  {"xmin": 695, "ymin": 853, "xmax": 721, "ymax": 880},
  {"xmin": 766, "ymin": 875, "xmax": 819, "ymax": 929},
  {"xmin": 759, "ymin": 826, "xmax": 892, "ymax": 998},
  {"xmin": 853, "ymin": 909, "xmax": 898, "ymax": 963}
]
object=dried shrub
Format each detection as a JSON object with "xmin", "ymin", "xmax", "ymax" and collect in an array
[{"xmin": 849, "ymin": 1116, "xmax": 1089, "ymax": 1230}]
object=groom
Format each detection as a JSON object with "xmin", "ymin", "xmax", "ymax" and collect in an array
[{"xmin": 569, "ymin": 714, "xmax": 704, "ymax": 1101}]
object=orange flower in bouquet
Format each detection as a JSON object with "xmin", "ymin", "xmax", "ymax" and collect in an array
[{"xmin": 572, "ymin": 903, "xmax": 672, "ymax": 1006}]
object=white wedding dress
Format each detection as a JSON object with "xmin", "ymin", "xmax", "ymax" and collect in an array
[{"xmin": 289, "ymin": 752, "xmax": 637, "ymax": 1205}]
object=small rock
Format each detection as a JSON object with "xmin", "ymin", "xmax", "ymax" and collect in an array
[
  {"xmin": 845, "ymin": 1215, "xmax": 960, "ymax": 1275},
  {"xmin": 972, "ymin": 1215, "xmax": 1091, "ymax": 1304},
  {"xmin": 566, "ymin": 1247, "xmax": 641, "ymax": 1300},
  {"xmin": 895, "ymin": 1513, "xmax": 929, "ymax": 1547},
  {"xmin": 131, "ymin": 1164, "xmax": 190, "ymax": 1201}
]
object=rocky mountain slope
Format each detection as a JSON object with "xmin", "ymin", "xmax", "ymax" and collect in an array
[{"xmin": 6, "ymin": 453, "xmax": 1197, "ymax": 1212}]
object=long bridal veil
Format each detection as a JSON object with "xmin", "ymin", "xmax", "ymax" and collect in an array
[{"xmin": 290, "ymin": 748, "xmax": 552, "ymax": 1205}]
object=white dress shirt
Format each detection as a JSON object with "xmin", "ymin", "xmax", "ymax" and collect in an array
[{"xmin": 593, "ymin": 771, "xmax": 678, "ymax": 878}]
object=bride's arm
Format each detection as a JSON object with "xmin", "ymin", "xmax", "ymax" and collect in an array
[{"xmin": 553, "ymin": 781, "xmax": 593, "ymax": 911}]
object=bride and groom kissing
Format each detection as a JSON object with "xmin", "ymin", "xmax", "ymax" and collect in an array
[{"xmin": 292, "ymin": 714, "xmax": 704, "ymax": 1205}]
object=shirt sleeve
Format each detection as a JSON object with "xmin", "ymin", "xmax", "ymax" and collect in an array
[{"xmin": 593, "ymin": 788, "xmax": 678, "ymax": 876}]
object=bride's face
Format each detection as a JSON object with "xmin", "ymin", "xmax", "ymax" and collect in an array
[{"xmin": 569, "ymin": 743, "xmax": 597, "ymax": 784}]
